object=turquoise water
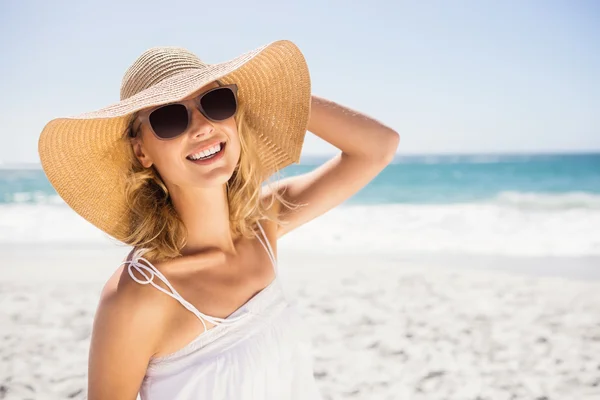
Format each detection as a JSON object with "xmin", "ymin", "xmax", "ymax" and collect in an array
[
  {"xmin": 1, "ymin": 153, "xmax": 598, "ymax": 255},
  {"xmin": 286, "ymin": 153, "xmax": 600, "ymax": 205},
  {"xmin": 2, "ymin": 153, "xmax": 599, "ymax": 205}
]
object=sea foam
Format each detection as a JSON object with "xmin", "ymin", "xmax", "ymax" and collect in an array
[{"xmin": 1, "ymin": 192, "xmax": 598, "ymax": 257}]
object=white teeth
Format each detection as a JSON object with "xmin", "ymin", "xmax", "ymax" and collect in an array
[{"xmin": 189, "ymin": 143, "xmax": 222, "ymax": 160}]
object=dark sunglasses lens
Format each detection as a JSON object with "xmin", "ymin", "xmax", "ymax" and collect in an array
[
  {"xmin": 149, "ymin": 104, "xmax": 189, "ymax": 139},
  {"xmin": 200, "ymin": 88, "xmax": 237, "ymax": 121}
]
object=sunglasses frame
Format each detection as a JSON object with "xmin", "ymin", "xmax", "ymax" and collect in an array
[{"xmin": 131, "ymin": 83, "xmax": 239, "ymax": 140}]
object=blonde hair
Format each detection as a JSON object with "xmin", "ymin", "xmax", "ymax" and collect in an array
[{"xmin": 120, "ymin": 96, "xmax": 301, "ymax": 263}]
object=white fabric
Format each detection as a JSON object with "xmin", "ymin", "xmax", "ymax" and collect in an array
[{"xmin": 122, "ymin": 221, "xmax": 323, "ymax": 399}]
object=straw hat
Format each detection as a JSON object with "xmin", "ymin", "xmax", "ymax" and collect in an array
[{"xmin": 38, "ymin": 39, "xmax": 311, "ymax": 242}]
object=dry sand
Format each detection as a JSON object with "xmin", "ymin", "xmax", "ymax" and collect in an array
[{"xmin": 1, "ymin": 244, "xmax": 599, "ymax": 399}]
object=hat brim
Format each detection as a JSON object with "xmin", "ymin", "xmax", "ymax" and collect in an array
[{"xmin": 38, "ymin": 40, "xmax": 311, "ymax": 242}]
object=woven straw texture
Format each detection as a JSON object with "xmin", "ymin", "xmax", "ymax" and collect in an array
[{"xmin": 37, "ymin": 40, "xmax": 311, "ymax": 242}]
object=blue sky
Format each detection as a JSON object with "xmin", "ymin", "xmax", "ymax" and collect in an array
[{"xmin": 0, "ymin": 0, "xmax": 598, "ymax": 164}]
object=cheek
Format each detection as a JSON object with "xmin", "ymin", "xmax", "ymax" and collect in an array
[
  {"xmin": 148, "ymin": 141, "xmax": 185, "ymax": 178},
  {"xmin": 225, "ymin": 124, "xmax": 242, "ymax": 162},
  {"xmin": 227, "ymin": 138, "xmax": 242, "ymax": 164},
  {"xmin": 155, "ymin": 152, "xmax": 181, "ymax": 172}
]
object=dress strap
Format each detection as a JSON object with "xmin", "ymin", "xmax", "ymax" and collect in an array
[
  {"xmin": 254, "ymin": 220, "xmax": 278, "ymax": 277},
  {"xmin": 121, "ymin": 248, "xmax": 249, "ymax": 334}
]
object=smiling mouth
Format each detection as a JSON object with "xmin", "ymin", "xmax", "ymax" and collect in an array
[{"xmin": 186, "ymin": 142, "xmax": 226, "ymax": 162}]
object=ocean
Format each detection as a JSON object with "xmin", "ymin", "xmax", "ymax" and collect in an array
[{"xmin": 1, "ymin": 153, "xmax": 599, "ymax": 257}]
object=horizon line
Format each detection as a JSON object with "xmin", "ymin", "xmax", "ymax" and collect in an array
[{"xmin": 1, "ymin": 149, "xmax": 599, "ymax": 169}]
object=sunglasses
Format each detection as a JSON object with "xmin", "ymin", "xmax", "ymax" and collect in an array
[{"xmin": 131, "ymin": 83, "xmax": 238, "ymax": 140}]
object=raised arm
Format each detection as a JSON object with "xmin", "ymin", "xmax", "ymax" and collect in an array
[{"xmin": 264, "ymin": 94, "xmax": 400, "ymax": 237}]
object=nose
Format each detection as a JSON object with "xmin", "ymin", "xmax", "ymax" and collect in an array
[{"xmin": 187, "ymin": 105, "xmax": 214, "ymax": 138}]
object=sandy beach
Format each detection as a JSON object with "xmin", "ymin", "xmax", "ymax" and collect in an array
[
  {"xmin": 1, "ymin": 243, "xmax": 599, "ymax": 400},
  {"xmin": 3, "ymin": 0, "xmax": 600, "ymax": 396}
]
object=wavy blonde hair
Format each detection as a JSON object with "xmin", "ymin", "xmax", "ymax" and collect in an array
[{"xmin": 120, "ymin": 94, "xmax": 301, "ymax": 263}]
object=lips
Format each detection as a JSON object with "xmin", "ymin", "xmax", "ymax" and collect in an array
[
  {"xmin": 186, "ymin": 141, "xmax": 227, "ymax": 165},
  {"xmin": 185, "ymin": 140, "xmax": 225, "ymax": 159}
]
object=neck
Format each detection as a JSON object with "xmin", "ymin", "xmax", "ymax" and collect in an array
[{"xmin": 168, "ymin": 183, "xmax": 237, "ymax": 257}]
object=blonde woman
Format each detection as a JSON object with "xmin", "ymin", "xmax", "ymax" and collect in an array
[{"xmin": 38, "ymin": 40, "xmax": 399, "ymax": 399}]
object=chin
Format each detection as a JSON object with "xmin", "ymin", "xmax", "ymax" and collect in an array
[{"xmin": 191, "ymin": 169, "xmax": 235, "ymax": 188}]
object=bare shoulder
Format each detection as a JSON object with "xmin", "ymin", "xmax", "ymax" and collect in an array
[
  {"xmin": 87, "ymin": 252, "xmax": 169, "ymax": 400},
  {"xmin": 98, "ymin": 251, "xmax": 172, "ymax": 344}
]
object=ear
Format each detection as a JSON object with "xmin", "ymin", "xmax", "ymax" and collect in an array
[{"xmin": 131, "ymin": 139, "xmax": 153, "ymax": 168}]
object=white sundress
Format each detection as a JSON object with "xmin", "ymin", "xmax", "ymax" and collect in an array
[{"xmin": 122, "ymin": 220, "xmax": 323, "ymax": 400}]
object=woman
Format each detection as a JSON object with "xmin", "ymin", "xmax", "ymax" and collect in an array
[{"xmin": 38, "ymin": 40, "xmax": 399, "ymax": 399}]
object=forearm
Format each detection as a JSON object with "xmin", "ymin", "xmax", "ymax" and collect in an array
[{"xmin": 306, "ymin": 95, "xmax": 400, "ymax": 160}]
